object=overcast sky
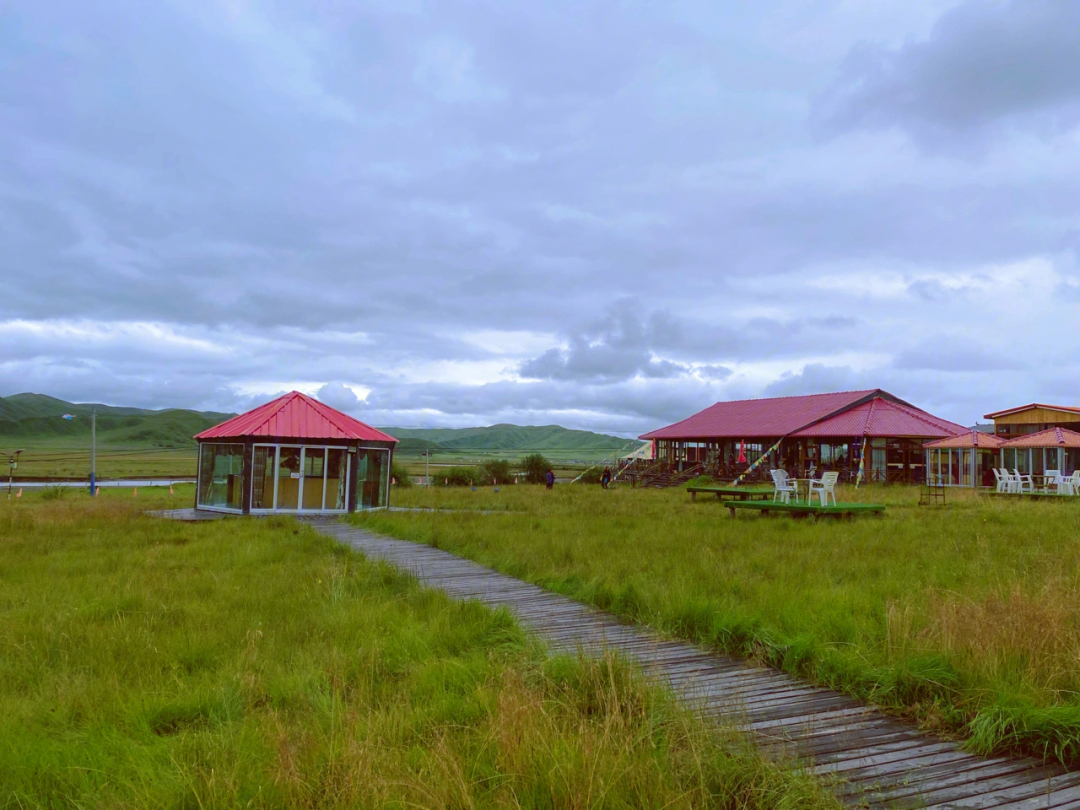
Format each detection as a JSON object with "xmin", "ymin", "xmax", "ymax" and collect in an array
[{"xmin": 2, "ymin": 0, "xmax": 1078, "ymax": 436}]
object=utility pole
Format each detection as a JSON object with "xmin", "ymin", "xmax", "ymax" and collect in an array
[
  {"xmin": 7, "ymin": 449, "xmax": 23, "ymax": 498},
  {"xmin": 89, "ymin": 407, "xmax": 96, "ymax": 496},
  {"xmin": 422, "ymin": 450, "xmax": 431, "ymax": 486}
]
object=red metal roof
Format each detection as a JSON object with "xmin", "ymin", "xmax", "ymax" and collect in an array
[
  {"xmin": 792, "ymin": 397, "xmax": 967, "ymax": 439},
  {"xmin": 640, "ymin": 390, "xmax": 881, "ymax": 440},
  {"xmin": 923, "ymin": 430, "xmax": 1007, "ymax": 450},
  {"xmin": 1000, "ymin": 427, "xmax": 1080, "ymax": 448},
  {"xmin": 983, "ymin": 403, "xmax": 1080, "ymax": 419},
  {"xmin": 195, "ymin": 391, "xmax": 398, "ymax": 443}
]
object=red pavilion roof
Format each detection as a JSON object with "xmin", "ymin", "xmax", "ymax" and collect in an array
[
  {"xmin": 1000, "ymin": 427, "xmax": 1080, "ymax": 448},
  {"xmin": 923, "ymin": 430, "xmax": 1007, "ymax": 450},
  {"xmin": 792, "ymin": 397, "xmax": 966, "ymax": 439},
  {"xmin": 195, "ymin": 391, "xmax": 397, "ymax": 443}
]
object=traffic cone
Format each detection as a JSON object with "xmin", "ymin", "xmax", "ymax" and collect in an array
[
  {"xmin": 16, "ymin": 489, "xmax": 22, "ymax": 498},
  {"xmin": 133, "ymin": 488, "xmax": 138, "ymax": 497},
  {"xmin": 169, "ymin": 485, "xmax": 174, "ymax": 494}
]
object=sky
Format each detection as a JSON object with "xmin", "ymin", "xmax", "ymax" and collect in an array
[{"xmin": 2, "ymin": 0, "xmax": 1079, "ymax": 437}]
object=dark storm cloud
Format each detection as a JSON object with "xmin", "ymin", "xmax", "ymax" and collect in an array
[
  {"xmin": 816, "ymin": 1, "xmax": 1080, "ymax": 141},
  {"xmin": 2, "ymin": 0, "xmax": 1079, "ymax": 432}
]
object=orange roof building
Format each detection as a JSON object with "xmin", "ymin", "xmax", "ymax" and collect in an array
[
  {"xmin": 924, "ymin": 426, "xmax": 1080, "ymax": 488},
  {"xmin": 194, "ymin": 391, "xmax": 397, "ymax": 515}
]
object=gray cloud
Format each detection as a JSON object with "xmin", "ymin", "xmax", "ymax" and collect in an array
[
  {"xmin": 894, "ymin": 340, "xmax": 1021, "ymax": 372},
  {"xmin": 1, "ymin": 0, "xmax": 1079, "ymax": 435},
  {"xmin": 815, "ymin": 1, "xmax": 1080, "ymax": 142}
]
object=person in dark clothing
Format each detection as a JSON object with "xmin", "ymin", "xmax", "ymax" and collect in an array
[
  {"xmin": 545, "ymin": 469, "xmax": 555, "ymax": 490},
  {"xmin": 601, "ymin": 466, "xmax": 612, "ymax": 489}
]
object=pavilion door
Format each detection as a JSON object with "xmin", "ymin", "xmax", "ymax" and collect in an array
[{"xmin": 276, "ymin": 447, "xmax": 302, "ymax": 510}]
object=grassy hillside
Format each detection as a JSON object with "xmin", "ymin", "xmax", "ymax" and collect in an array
[
  {"xmin": 0, "ymin": 393, "xmax": 233, "ymax": 448},
  {"xmin": 385, "ymin": 423, "xmax": 641, "ymax": 453}
]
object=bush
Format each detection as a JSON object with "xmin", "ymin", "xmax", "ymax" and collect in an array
[
  {"xmin": 42, "ymin": 486, "xmax": 69, "ymax": 501},
  {"xmin": 575, "ymin": 467, "xmax": 604, "ymax": 485},
  {"xmin": 520, "ymin": 453, "xmax": 552, "ymax": 485},
  {"xmin": 390, "ymin": 463, "xmax": 413, "ymax": 488},
  {"xmin": 440, "ymin": 466, "xmax": 481, "ymax": 487},
  {"xmin": 480, "ymin": 459, "xmax": 512, "ymax": 485}
]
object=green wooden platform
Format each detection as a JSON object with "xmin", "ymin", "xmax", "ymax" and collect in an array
[
  {"xmin": 686, "ymin": 486, "xmax": 773, "ymax": 501},
  {"xmin": 721, "ymin": 499, "xmax": 886, "ymax": 518}
]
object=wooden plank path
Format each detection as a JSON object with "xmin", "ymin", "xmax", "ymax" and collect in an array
[{"xmin": 309, "ymin": 521, "xmax": 1078, "ymax": 808}]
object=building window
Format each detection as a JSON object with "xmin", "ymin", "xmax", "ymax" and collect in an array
[{"xmin": 197, "ymin": 443, "xmax": 244, "ymax": 511}]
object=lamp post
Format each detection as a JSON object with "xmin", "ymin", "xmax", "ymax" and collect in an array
[{"xmin": 7, "ymin": 449, "xmax": 23, "ymax": 498}]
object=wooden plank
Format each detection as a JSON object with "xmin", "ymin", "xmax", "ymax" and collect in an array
[
  {"xmin": 921, "ymin": 772, "xmax": 1080, "ymax": 810},
  {"xmin": 871, "ymin": 764, "xmax": 1069, "ymax": 809},
  {"xmin": 307, "ymin": 523, "xmax": 1078, "ymax": 810}
]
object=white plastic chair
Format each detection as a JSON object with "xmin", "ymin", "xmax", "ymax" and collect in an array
[
  {"xmin": 1062, "ymin": 472, "xmax": 1080, "ymax": 497},
  {"xmin": 1000, "ymin": 468, "xmax": 1019, "ymax": 494},
  {"xmin": 1013, "ymin": 469, "xmax": 1034, "ymax": 493},
  {"xmin": 809, "ymin": 471, "xmax": 839, "ymax": 507},
  {"xmin": 991, "ymin": 468, "xmax": 1006, "ymax": 493},
  {"xmin": 770, "ymin": 469, "xmax": 797, "ymax": 504}
]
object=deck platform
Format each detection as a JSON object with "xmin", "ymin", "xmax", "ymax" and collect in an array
[
  {"xmin": 687, "ymin": 485, "xmax": 773, "ymax": 501},
  {"xmin": 722, "ymin": 500, "xmax": 886, "ymax": 518}
]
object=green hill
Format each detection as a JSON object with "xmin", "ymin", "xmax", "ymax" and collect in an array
[
  {"xmin": 0, "ymin": 393, "xmax": 234, "ymax": 447},
  {"xmin": 382, "ymin": 424, "xmax": 639, "ymax": 454}
]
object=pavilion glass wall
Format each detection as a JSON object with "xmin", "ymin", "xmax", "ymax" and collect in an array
[
  {"xmin": 249, "ymin": 444, "xmax": 353, "ymax": 513},
  {"xmin": 356, "ymin": 448, "xmax": 389, "ymax": 510},
  {"xmin": 197, "ymin": 443, "xmax": 245, "ymax": 512},
  {"xmin": 1003, "ymin": 448, "xmax": 1071, "ymax": 476},
  {"xmin": 925, "ymin": 448, "xmax": 999, "ymax": 487}
]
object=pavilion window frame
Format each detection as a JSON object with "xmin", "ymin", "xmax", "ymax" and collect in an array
[
  {"xmin": 354, "ymin": 444, "xmax": 392, "ymax": 511},
  {"xmin": 249, "ymin": 443, "xmax": 353, "ymax": 514},
  {"xmin": 196, "ymin": 442, "xmax": 246, "ymax": 514}
]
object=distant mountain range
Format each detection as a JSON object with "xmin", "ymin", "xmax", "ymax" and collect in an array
[
  {"xmin": 383, "ymin": 424, "xmax": 640, "ymax": 454},
  {"xmin": 0, "ymin": 394, "xmax": 643, "ymax": 454},
  {"xmin": 0, "ymin": 393, "xmax": 233, "ymax": 446}
]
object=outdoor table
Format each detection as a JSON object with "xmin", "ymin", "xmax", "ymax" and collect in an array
[{"xmin": 792, "ymin": 478, "xmax": 815, "ymax": 503}]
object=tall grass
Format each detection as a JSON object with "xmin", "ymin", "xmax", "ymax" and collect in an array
[
  {"xmin": 363, "ymin": 482, "xmax": 1080, "ymax": 763},
  {"xmin": 0, "ymin": 489, "xmax": 836, "ymax": 809}
]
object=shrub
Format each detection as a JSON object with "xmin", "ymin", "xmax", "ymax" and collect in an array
[
  {"xmin": 441, "ymin": 466, "xmax": 481, "ymax": 487},
  {"xmin": 520, "ymin": 453, "xmax": 551, "ymax": 485},
  {"xmin": 42, "ymin": 486, "xmax": 69, "ymax": 501},
  {"xmin": 575, "ymin": 467, "xmax": 603, "ymax": 485},
  {"xmin": 390, "ymin": 463, "xmax": 413, "ymax": 488},
  {"xmin": 480, "ymin": 459, "xmax": 512, "ymax": 485}
]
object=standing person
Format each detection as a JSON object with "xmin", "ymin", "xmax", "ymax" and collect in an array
[
  {"xmin": 545, "ymin": 469, "xmax": 555, "ymax": 490},
  {"xmin": 601, "ymin": 466, "xmax": 612, "ymax": 489}
]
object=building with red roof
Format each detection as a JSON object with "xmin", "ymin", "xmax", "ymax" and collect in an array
[
  {"xmin": 922, "ymin": 423, "xmax": 1080, "ymax": 489},
  {"xmin": 639, "ymin": 389, "xmax": 965, "ymax": 483},
  {"xmin": 193, "ymin": 391, "xmax": 397, "ymax": 515},
  {"xmin": 983, "ymin": 403, "xmax": 1080, "ymax": 438}
]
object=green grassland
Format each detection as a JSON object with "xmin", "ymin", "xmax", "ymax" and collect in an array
[
  {"xmin": 358, "ymin": 482, "xmax": 1080, "ymax": 765},
  {"xmin": 0, "ymin": 488, "xmax": 836, "ymax": 809}
]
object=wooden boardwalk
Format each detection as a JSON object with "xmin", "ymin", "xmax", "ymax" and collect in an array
[{"xmin": 308, "ymin": 521, "xmax": 1079, "ymax": 808}]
